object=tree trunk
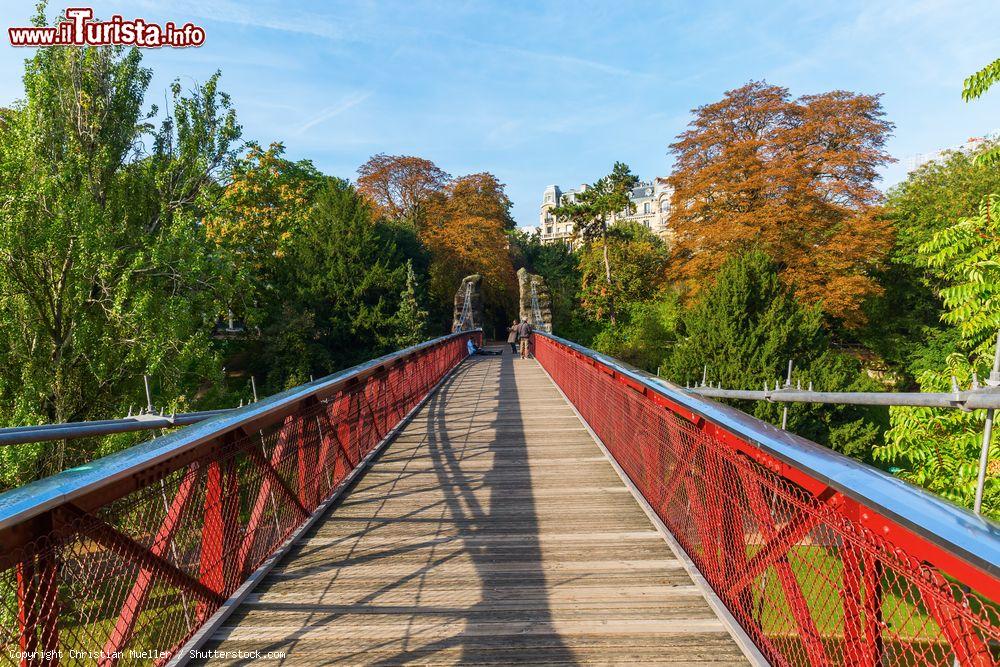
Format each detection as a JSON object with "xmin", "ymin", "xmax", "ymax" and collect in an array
[
  {"xmin": 602, "ymin": 234, "xmax": 612, "ymax": 284},
  {"xmin": 601, "ymin": 222, "xmax": 615, "ymax": 324}
]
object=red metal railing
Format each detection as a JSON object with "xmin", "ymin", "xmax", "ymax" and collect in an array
[
  {"xmin": 0, "ymin": 331, "xmax": 476, "ymax": 666},
  {"xmin": 535, "ymin": 333, "xmax": 1000, "ymax": 667}
]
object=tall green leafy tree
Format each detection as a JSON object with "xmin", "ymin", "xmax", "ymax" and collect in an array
[
  {"xmin": 577, "ymin": 222, "xmax": 668, "ymax": 323},
  {"xmin": 963, "ymin": 58, "xmax": 1000, "ymax": 167},
  {"xmin": 592, "ymin": 292, "xmax": 681, "ymax": 372},
  {"xmin": 664, "ymin": 252, "xmax": 884, "ymax": 458},
  {"xmin": 551, "ymin": 162, "xmax": 639, "ymax": 322},
  {"xmin": 876, "ymin": 57, "xmax": 1000, "ymax": 517},
  {"xmin": 392, "ymin": 260, "xmax": 430, "ymax": 348},
  {"xmin": 259, "ymin": 179, "xmax": 408, "ymax": 391},
  {"xmin": 878, "ymin": 194, "xmax": 1000, "ymax": 516},
  {"xmin": 861, "ymin": 144, "xmax": 1000, "ymax": 382},
  {"xmin": 0, "ymin": 39, "xmax": 240, "ymax": 481},
  {"xmin": 666, "ymin": 252, "xmax": 825, "ymax": 390}
]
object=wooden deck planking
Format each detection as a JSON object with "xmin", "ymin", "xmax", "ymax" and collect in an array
[{"xmin": 196, "ymin": 351, "xmax": 747, "ymax": 665}]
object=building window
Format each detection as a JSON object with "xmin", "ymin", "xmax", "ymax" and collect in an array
[
  {"xmin": 660, "ymin": 199, "xmax": 669, "ymax": 213},
  {"xmin": 644, "ymin": 202, "xmax": 651, "ymax": 214}
]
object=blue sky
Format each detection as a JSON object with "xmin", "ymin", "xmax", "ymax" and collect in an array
[{"xmin": 1, "ymin": 1, "xmax": 998, "ymax": 227}]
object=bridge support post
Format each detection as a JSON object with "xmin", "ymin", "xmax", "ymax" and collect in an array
[
  {"xmin": 16, "ymin": 557, "xmax": 38, "ymax": 667},
  {"xmin": 841, "ymin": 540, "xmax": 882, "ymax": 667},
  {"xmin": 102, "ymin": 465, "xmax": 201, "ymax": 664},
  {"xmin": 35, "ymin": 551, "xmax": 58, "ymax": 667},
  {"xmin": 15, "ymin": 523, "xmax": 59, "ymax": 667},
  {"xmin": 198, "ymin": 453, "xmax": 239, "ymax": 619},
  {"xmin": 294, "ymin": 416, "xmax": 314, "ymax": 511},
  {"xmin": 734, "ymin": 467, "xmax": 831, "ymax": 667}
]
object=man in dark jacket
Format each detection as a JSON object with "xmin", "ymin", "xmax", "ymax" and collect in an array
[{"xmin": 516, "ymin": 318, "xmax": 532, "ymax": 359}]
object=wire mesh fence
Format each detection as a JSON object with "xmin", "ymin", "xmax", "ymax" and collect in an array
[
  {"xmin": 0, "ymin": 332, "xmax": 474, "ymax": 666},
  {"xmin": 535, "ymin": 333, "xmax": 999, "ymax": 667}
]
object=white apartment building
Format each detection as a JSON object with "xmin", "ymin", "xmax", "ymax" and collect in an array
[
  {"xmin": 906, "ymin": 133, "xmax": 999, "ymax": 172},
  {"xmin": 538, "ymin": 177, "xmax": 673, "ymax": 246}
]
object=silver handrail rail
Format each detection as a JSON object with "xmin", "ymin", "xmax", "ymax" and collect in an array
[
  {"xmin": 690, "ymin": 386, "xmax": 1000, "ymax": 410},
  {"xmin": 0, "ymin": 330, "xmax": 478, "ymax": 532},
  {"xmin": 536, "ymin": 331, "xmax": 1000, "ymax": 579},
  {"xmin": 0, "ymin": 409, "xmax": 235, "ymax": 446}
]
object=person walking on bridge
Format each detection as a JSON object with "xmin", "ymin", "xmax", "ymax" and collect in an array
[
  {"xmin": 516, "ymin": 317, "xmax": 533, "ymax": 359},
  {"xmin": 506, "ymin": 319, "xmax": 518, "ymax": 355}
]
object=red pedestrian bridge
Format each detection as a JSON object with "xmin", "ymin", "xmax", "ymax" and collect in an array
[{"xmin": 0, "ymin": 331, "xmax": 998, "ymax": 665}]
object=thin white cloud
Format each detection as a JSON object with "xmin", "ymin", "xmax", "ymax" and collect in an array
[
  {"xmin": 151, "ymin": 1, "xmax": 647, "ymax": 80},
  {"xmin": 446, "ymin": 33, "xmax": 650, "ymax": 80},
  {"xmin": 135, "ymin": 0, "xmax": 354, "ymax": 42},
  {"xmin": 294, "ymin": 91, "xmax": 373, "ymax": 135}
]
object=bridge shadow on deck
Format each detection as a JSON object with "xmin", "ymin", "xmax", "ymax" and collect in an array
[
  {"xmin": 196, "ymin": 347, "xmax": 746, "ymax": 665},
  {"xmin": 195, "ymin": 349, "xmax": 575, "ymax": 664},
  {"xmin": 359, "ymin": 349, "xmax": 577, "ymax": 664}
]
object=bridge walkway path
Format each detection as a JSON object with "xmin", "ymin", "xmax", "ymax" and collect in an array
[{"xmin": 197, "ymin": 349, "xmax": 747, "ymax": 665}]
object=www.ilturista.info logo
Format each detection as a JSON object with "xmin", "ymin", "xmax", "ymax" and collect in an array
[{"xmin": 9, "ymin": 8, "xmax": 205, "ymax": 48}]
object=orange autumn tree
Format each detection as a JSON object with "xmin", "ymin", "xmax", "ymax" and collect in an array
[
  {"xmin": 356, "ymin": 153, "xmax": 450, "ymax": 224},
  {"xmin": 667, "ymin": 81, "xmax": 894, "ymax": 327},
  {"xmin": 421, "ymin": 173, "xmax": 518, "ymax": 320}
]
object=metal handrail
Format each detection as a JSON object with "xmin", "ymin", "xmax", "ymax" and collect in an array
[
  {"xmin": 689, "ymin": 385, "xmax": 1000, "ymax": 410},
  {"xmin": 0, "ymin": 330, "xmax": 479, "ymax": 532},
  {"xmin": 536, "ymin": 331, "xmax": 1000, "ymax": 580},
  {"xmin": 0, "ymin": 409, "xmax": 235, "ymax": 446}
]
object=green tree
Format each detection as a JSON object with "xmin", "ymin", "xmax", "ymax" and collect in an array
[
  {"xmin": 876, "ymin": 195, "xmax": 1000, "ymax": 517},
  {"xmin": 877, "ymin": 355, "xmax": 998, "ymax": 516},
  {"xmin": 963, "ymin": 58, "xmax": 1000, "ymax": 166},
  {"xmin": 591, "ymin": 292, "xmax": 681, "ymax": 372},
  {"xmin": 916, "ymin": 194, "xmax": 1000, "ymax": 358},
  {"xmin": 664, "ymin": 252, "xmax": 884, "ymax": 458},
  {"xmin": 0, "ymin": 40, "xmax": 240, "ymax": 482},
  {"xmin": 876, "ymin": 57, "xmax": 1000, "ymax": 519},
  {"xmin": 258, "ymin": 179, "xmax": 408, "ymax": 391},
  {"xmin": 511, "ymin": 229, "xmax": 598, "ymax": 342},
  {"xmin": 392, "ymin": 260, "xmax": 429, "ymax": 348},
  {"xmin": 577, "ymin": 221, "xmax": 668, "ymax": 323},
  {"xmin": 551, "ymin": 162, "xmax": 639, "ymax": 322},
  {"xmin": 860, "ymin": 145, "xmax": 1000, "ymax": 382}
]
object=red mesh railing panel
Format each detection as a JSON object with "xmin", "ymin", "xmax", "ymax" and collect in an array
[
  {"xmin": 535, "ymin": 335, "xmax": 1000, "ymax": 667},
  {"xmin": 0, "ymin": 333, "xmax": 472, "ymax": 666}
]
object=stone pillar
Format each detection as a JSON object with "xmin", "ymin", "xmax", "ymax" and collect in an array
[
  {"xmin": 517, "ymin": 268, "xmax": 552, "ymax": 333},
  {"xmin": 452, "ymin": 274, "xmax": 483, "ymax": 332}
]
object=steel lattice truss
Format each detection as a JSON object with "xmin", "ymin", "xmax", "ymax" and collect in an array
[
  {"xmin": 0, "ymin": 329, "xmax": 998, "ymax": 666},
  {"xmin": 0, "ymin": 333, "xmax": 475, "ymax": 667},
  {"xmin": 534, "ymin": 334, "xmax": 1000, "ymax": 667}
]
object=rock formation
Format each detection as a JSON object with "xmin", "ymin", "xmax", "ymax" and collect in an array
[
  {"xmin": 452, "ymin": 274, "xmax": 483, "ymax": 331},
  {"xmin": 517, "ymin": 268, "xmax": 552, "ymax": 333}
]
